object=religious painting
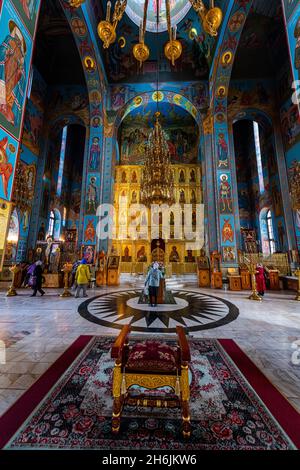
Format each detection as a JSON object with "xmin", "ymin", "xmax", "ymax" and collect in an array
[
  {"xmin": 0, "ymin": 129, "xmax": 18, "ymax": 201},
  {"xmin": 221, "ymin": 215, "xmax": 235, "ymax": 246},
  {"xmin": 0, "ymin": 199, "xmax": 12, "ymax": 270},
  {"xmin": 83, "ymin": 245, "xmax": 95, "ymax": 264},
  {"xmin": 121, "ymin": 246, "xmax": 132, "ymax": 262},
  {"xmin": 219, "ymin": 173, "xmax": 233, "ymax": 214},
  {"xmin": 222, "ymin": 247, "xmax": 236, "ymax": 263},
  {"xmin": 0, "ymin": 1, "xmax": 33, "ymax": 139},
  {"xmin": 228, "ymin": 80, "xmax": 272, "ymax": 119},
  {"xmin": 288, "ymin": 159, "xmax": 300, "ymax": 210},
  {"xmin": 120, "ymin": 103, "xmax": 199, "ymax": 165},
  {"xmin": 83, "ymin": 216, "xmax": 96, "ymax": 245},
  {"xmin": 217, "ymin": 132, "xmax": 229, "ymax": 168},
  {"xmin": 111, "ymin": 86, "xmax": 127, "ymax": 111},
  {"xmin": 280, "ymin": 97, "xmax": 300, "ymax": 151},
  {"xmin": 271, "ymin": 181, "xmax": 283, "ymax": 217},
  {"xmin": 22, "ymin": 99, "xmax": 43, "ymax": 155},
  {"xmin": 108, "ymin": 255, "xmax": 120, "ymax": 269},
  {"xmin": 137, "ymin": 245, "xmax": 147, "ymax": 262},
  {"xmin": 88, "ymin": 137, "xmax": 101, "ymax": 171},
  {"xmin": 288, "ymin": 11, "xmax": 300, "ymax": 82},
  {"xmin": 12, "ymin": 0, "xmax": 41, "ymax": 37},
  {"xmin": 86, "ymin": 174, "xmax": 99, "ymax": 215},
  {"xmin": 169, "ymin": 245, "xmax": 180, "ymax": 263}
]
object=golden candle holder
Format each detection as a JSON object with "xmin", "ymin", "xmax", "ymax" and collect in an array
[
  {"xmin": 245, "ymin": 257, "xmax": 262, "ymax": 302},
  {"xmin": 60, "ymin": 263, "xmax": 73, "ymax": 298},
  {"xmin": 295, "ymin": 269, "xmax": 300, "ymax": 302},
  {"xmin": 6, "ymin": 265, "xmax": 21, "ymax": 297}
]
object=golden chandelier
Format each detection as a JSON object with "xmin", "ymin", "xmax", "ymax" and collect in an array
[
  {"xmin": 140, "ymin": 112, "xmax": 175, "ymax": 207},
  {"xmin": 70, "ymin": 1, "xmax": 223, "ymax": 65}
]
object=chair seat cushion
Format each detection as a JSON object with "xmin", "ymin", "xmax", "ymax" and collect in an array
[{"xmin": 126, "ymin": 340, "xmax": 178, "ymax": 372}]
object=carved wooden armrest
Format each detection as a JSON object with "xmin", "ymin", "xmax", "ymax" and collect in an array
[
  {"xmin": 176, "ymin": 326, "xmax": 191, "ymax": 363},
  {"xmin": 111, "ymin": 325, "xmax": 131, "ymax": 360}
]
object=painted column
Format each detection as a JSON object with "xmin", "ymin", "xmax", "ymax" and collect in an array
[
  {"xmin": 59, "ymin": 2, "xmax": 108, "ymax": 261},
  {"xmin": 0, "ymin": 0, "xmax": 41, "ymax": 269},
  {"xmin": 211, "ymin": 0, "xmax": 253, "ymax": 265}
]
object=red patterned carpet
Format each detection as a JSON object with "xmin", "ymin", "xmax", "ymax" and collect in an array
[{"xmin": 0, "ymin": 336, "xmax": 299, "ymax": 450}]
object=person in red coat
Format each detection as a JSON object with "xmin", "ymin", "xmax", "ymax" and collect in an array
[{"xmin": 255, "ymin": 264, "xmax": 266, "ymax": 296}]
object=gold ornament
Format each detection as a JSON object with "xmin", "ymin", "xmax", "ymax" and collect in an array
[
  {"xmin": 98, "ymin": 21, "xmax": 116, "ymax": 49},
  {"xmin": 98, "ymin": 1, "xmax": 127, "ymax": 49},
  {"xmin": 189, "ymin": 0, "xmax": 223, "ymax": 37},
  {"xmin": 202, "ymin": 7, "xmax": 223, "ymax": 37},
  {"xmin": 69, "ymin": 0, "xmax": 85, "ymax": 8},
  {"xmin": 133, "ymin": 42, "xmax": 150, "ymax": 67},
  {"xmin": 164, "ymin": 39, "xmax": 183, "ymax": 66}
]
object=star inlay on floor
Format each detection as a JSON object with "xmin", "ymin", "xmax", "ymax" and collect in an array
[{"xmin": 78, "ymin": 290, "xmax": 239, "ymax": 333}]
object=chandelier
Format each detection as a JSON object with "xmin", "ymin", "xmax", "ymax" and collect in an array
[
  {"xmin": 70, "ymin": 1, "xmax": 223, "ymax": 64},
  {"xmin": 140, "ymin": 112, "xmax": 175, "ymax": 207}
]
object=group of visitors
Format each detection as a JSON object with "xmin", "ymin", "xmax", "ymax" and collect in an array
[{"xmin": 22, "ymin": 258, "xmax": 91, "ymax": 298}]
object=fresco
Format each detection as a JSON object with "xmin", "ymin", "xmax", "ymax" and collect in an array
[
  {"xmin": 12, "ymin": 0, "xmax": 40, "ymax": 36},
  {"xmin": 120, "ymin": 102, "xmax": 199, "ymax": 165},
  {"xmin": 86, "ymin": 174, "xmax": 100, "ymax": 215},
  {"xmin": 0, "ymin": 127, "xmax": 18, "ymax": 201},
  {"xmin": 228, "ymin": 80, "xmax": 273, "ymax": 119},
  {"xmin": 23, "ymin": 98, "xmax": 44, "ymax": 155},
  {"xmin": 126, "ymin": 0, "xmax": 192, "ymax": 32},
  {"xmin": 100, "ymin": 7, "xmax": 212, "ymax": 82},
  {"xmin": 280, "ymin": 95, "xmax": 300, "ymax": 151},
  {"xmin": 0, "ymin": 0, "xmax": 33, "ymax": 139},
  {"xmin": 218, "ymin": 172, "xmax": 233, "ymax": 214},
  {"xmin": 288, "ymin": 10, "xmax": 300, "ymax": 82},
  {"xmin": 83, "ymin": 216, "xmax": 97, "ymax": 245}
]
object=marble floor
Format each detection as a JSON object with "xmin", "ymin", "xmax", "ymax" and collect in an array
[{"xmin": 0, "ymin": 275, "xmax": 300, "ymax": 418}]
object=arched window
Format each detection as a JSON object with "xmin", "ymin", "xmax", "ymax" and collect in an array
[
  {"xmin": 253, "ymin": 121, "xmax": 265, "ymax": 195},
  {"xmin": 266, "ymin": 210, "xmax": 276, "ymax": 254},
  {"xmin": 57, "ymin": 126, "xmax": 68, "ymax": 197},
  {"xmin": 48, "ymin": 210, "xmax": 55, "ymax": 237}
]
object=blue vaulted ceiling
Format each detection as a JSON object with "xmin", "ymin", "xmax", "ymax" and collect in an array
[{"xmin": 89, "ymin": 0, "xmax": 226, "ymax": 83}]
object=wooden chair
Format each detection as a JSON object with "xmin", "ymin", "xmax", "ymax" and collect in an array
[{"xmin": 111, "ymin": 325, "xmax": 192, "ymax": 438}]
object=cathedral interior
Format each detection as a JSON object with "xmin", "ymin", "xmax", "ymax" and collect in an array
[{"xmin": 0, "ymin": 0, "xmax": 300, "ymax": 457}]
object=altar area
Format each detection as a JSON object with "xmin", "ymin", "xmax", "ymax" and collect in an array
[{"xmin": 112, "ymin": 164, "xmax": 203, "ymax": 275}]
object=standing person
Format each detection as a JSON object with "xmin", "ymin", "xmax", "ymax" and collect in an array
[
  {"xmin": 71, "ymin": 259, "xmax": 81, "ymax": 290},
  {"xmin": 75, "ymin": 259, "xmax": 91, "ymax": 298},
  {"xmin": 255, "ymin": 264, "xmax": 266, "ymax": 297},
  {"xmin": 145, "ymin": 262, "xmax": 163, "ymax": 307},
  {"xmin": 30, "ymin": 261, "xmax": 45, "ymax": 297},
  {"xmin": 23, "ymin": 261, "xmax": 35, "ymax": 287}
]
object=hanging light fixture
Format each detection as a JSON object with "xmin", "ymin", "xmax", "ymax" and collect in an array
[
  {"xmin": 164, "ymin": 0, "xmax": 182, "ymax": 66},
  {"xmin": 97, "ymin": 1, "xmax": 127, "ymax": 49},
  {"xmin": 140, "ymin": 3, "xmax": 175, "ymax": 208},
  {"xmin": 140, "ymin": 111, "xmax": 175, "ymax": 207},
  {"xmin": 133, "ymin": 0, "xmax": 150, "ymax": 67},
  {"xmin": 189, "ymin": 0, "xmax": 223, "ymax": 37}
]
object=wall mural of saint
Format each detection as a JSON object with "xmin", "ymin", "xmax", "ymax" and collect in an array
[
  {"xmin": 0, "ymin": 134, "xmax": 17, "ymax": 201},
  {"xmin": 0, "ymin": 2, "xmax": 33, "ymax": 139},
  {"xmin": 89, "ymin": 137, "xmax": 100, "ymax": 171},
  {"xmin": 13, "ymin": 0, "xmax": 41, "ymax": 36},
  {"xmin": 0, "ymin": 21, "xmax": 26, "ymax": 127}
]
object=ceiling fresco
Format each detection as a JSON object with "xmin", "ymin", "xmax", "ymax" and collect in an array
[
  {"xmin": 91, "ymin": 0, "xmax": 225, "ymax": 83},
  {"xmin": 125, "ymin": 0, "xmax": 192, "ymax": 32},
  {"xmin": 232, "ymin": 0, "xmax": 287, "ymax": 80},
  {"xmin": 119, "ymin": 101, "xmax": 199, "ymax": 165}
]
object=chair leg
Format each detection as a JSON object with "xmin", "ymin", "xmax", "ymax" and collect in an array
[
  {"xmin": 180, "ymin": 364, "xmax": 191, "ymax": 438},
  {"xmin": 112, "ymin": 396, "xmax": 124, "ymax": 434},
  {"xmin": 181, "ymin": 400, "xmax": 191, "ymax": 439}
]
